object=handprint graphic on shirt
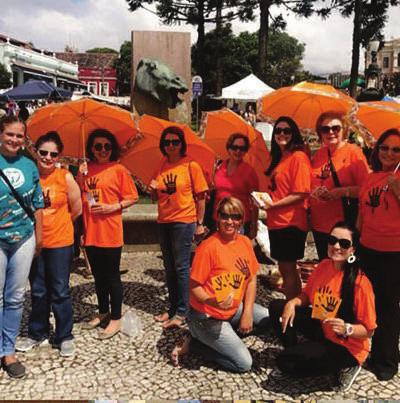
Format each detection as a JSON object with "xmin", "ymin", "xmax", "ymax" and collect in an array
[
  {"xmin": 366, "ymin": 186, "xmax": 383, "ymax": 211},
  {"xmin": 213, "ymin": 273, "xmax": 230, "ymax": 291},
  {"xmin": 321, "ymin": 296, "xmax": 339, "ymax": 313},
  {"xmin": 317, "ymin": 163, "xmax": 331, "ymax": 180},
  {"xmin": 43, "ymin": 189, "xmax": 51, "ymax": 208},
  {"xmin": 162, "ymin": 173, "xmax": 177, "ymax": 195},
  {"xmin": 86, "ymin": 177, "xmax": 99, "ymax": 190},
  {"xmin": 235, "ymin": 257, "xmax": 250, "ymax": 279}
]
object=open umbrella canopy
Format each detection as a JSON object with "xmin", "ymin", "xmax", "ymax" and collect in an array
[
  {"xmin": 200, "ymin": 108, "xmax": 271, "ymax": 191},
  {"xmin": 348, "ymin": 101, "xmax": 400, "ymax": 146},
  {"xmin": 257, "ymin": 81, "xmax": 356, "ymax": 137},
  {"xmin": 339, "ymin": 77, "xmax": 365, "ymax": 89},
  {"xmin": 0, "ymin": 80, "xmax": 72, "ymax": 102},
  {"xmin": 120, "ymin": 115, "xmax": 216, "ymax": 187},
  {"xmin": 26, "ymin": 98, "xmax": 138, "ymax": 164}
]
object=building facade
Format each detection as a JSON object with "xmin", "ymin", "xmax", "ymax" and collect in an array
[{"xmin": 365, "ymin": 38, "xmax": 400, "ymax": 76}]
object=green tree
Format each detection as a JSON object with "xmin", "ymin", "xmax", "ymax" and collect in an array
[
  {"xmin": 86, "ymin": 47, "xmax": 118, "ymax": 53},
  {"xmin": 114, "ymin": 41, "xmax": 132, "ymax": 96},
  {"xmin": 0, "ymin": 63, "xmax": 12, "ymax": 89}
]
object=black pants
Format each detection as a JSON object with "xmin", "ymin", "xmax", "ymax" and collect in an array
[
  {"xmin": 86, "ymin": 246, "xmax": 123, "ymax": 320},
  {"xmin": 360, "ymin": 245, "xmax": 400, "ymax": 377},
  {"xmin": 269, "ymin": 299, "xmax": 358, "ymax": 376},
  {"xmin": 312, "ymin": 230, "xmax": 329, "ymax": 261}
]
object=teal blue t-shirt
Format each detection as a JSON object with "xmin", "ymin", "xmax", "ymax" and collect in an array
[{"xmin": 0, "ymin": 154, "xmax": 44, "ymax": 244}]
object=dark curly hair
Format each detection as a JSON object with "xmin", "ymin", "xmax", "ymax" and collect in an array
[
  {"xmin": 369, "ymin": 128, "xmax": 400, "ymax": 172},
  {"xmin": 159, "ymin": 126, "xmax": 187, "ymax": 157},
  {"xmin": 35, "ymin": 131, "xmax": 64, "ymax": 153},
  {"xmin": 86, "ymin": 129, "xmax": 120, "ymax": 162}
]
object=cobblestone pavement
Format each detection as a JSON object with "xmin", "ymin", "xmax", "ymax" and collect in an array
[{"xmin": 1, "ymin": 250, "xmax": 399, "ymax": 400}]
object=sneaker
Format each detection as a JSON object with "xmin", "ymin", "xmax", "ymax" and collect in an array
[
  {"xmin": 336, "ymin": 365, "xmax": 362, "ymax": 392},
  {"xmin": 59, "ymin": 339, "xmax": 75, "ymax": 357},
  {"xmin": 15, "ymin": 337, "xmax": 48, "ymax": 352}
]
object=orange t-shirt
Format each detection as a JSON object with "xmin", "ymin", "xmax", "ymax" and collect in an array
[
  {"xmin": 266, "ymin": 151, "xmax": 311, "ymax": 231},
  {"xmin": 41, "ymin": 168, "xmax": 74, "ymax": 248},
  {"xmin": 303, "ymin": 259, "xmax": 377, "ymax": 364},
  {"xmin": 82, "ymin": 162, "xmax": 138, "ymax": 247},
  {"xmin": 359, "ymin": 171, "xmax": 400, "ymax": 252},
  {"xmin": 310, "ymin": 143, "xmax": 369, "ymax": 233},
  {"xmin": 190, "ymin": 232, "xmax": 259, "ymax": 320},
  {"xmin": 155, "ymin": 157, "xmax": 209, "ymax": 224}
]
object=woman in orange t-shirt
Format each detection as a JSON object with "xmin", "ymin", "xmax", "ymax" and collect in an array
[
  {"xmin": 269, "ymin": 222, "xmax": 376, "ymax": 392},
  {"xmin": 80, "ymin": 129, "xmax": 138, "ymax": 339},
  {"xmin": 262, "ymin": 116, "xmax": 311, "ymax": 299},
  {"xmin": 358, "ymin": 128, "xmax": 400, "ymax": 381},
  {"xmin": 17, "ymin": 132, "xmax": 82, "ymax": 357},
  {"xmin": 171, "ymin": 197, "xmax": 269, "ymax": 372},
  {"xmin": 310, "ymin": 111, "xmax": 369, "ymax": 260},
  {"xmin": 148, "ymin": 126, "xmax": 208, "ymax": 329}
]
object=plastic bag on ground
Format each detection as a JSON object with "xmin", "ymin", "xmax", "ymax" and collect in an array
[{"xmin": 121, "ymin": 309, "xmax": 143, "ymax": 337}]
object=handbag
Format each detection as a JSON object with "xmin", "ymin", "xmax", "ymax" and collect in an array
[
  {"xmin": 327, "ymin": 149, "xmax": 358, "ymax": 227},
  {"xmin": 0, "ymin": 168, "xmax": 36, "ymax": 222}
]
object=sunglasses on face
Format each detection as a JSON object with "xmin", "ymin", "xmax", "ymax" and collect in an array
[
  {"xmin": 378, "ymin": 144, "xmax": 400, "ymax": 154},
  {"xmin": 163, "ymin": 139, "xmax": 181, "ymax": 147},
  {"xmin": 219, "ymin": 212, "xmax": 243, "ymax": 221},
  {"xmin": 229, "ymin": 145, "xmax": 248, "ymax": 152},
  {"xmin": 38, "ymin": 149, "xmax": 59, "ymax": 158},
  {"xmin": 327, "ymin": 234, "xmax": 352, "ymax": 249},
  {"xmin": 274, "ymin": 127, "xmax": 292, "ymax": 135},
  {"xmin": 93, "ymin": 143, "xmax": 112, "ymax": 152},
  {"xmin": 320, "ymin": 125, "xmax": 342, "ymax": 135}
]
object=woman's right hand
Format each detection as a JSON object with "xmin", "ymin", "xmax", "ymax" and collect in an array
[
  {"xmin": 79, "ymin": 161, "xmax": 88, "ymax": 176},
  {"xmin": 280, "ymin": 300, "xmax": 296, "ymax": 333},
  {"xmin": 147, "ymin": 179, "xmax": 158, "ymax": 193}
]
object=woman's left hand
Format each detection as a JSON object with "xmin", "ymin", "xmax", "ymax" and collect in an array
[
  {"xmin": 323, "ymin": 318, "xmax": 346, "ymax": 336},
  {"xmin": 90, "ymin": 203, "xmax": 119, "ymax": 215},
  {"xmin": 320, "ymin": 187, "xmax": 343, "ymax": 201},
  {"xmin": 238, "ymin": 311, "xmax": 253, "ymax": 334}
]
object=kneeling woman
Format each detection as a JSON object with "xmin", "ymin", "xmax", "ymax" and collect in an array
[
  {"xmin": 173, "ymin": 197, "xmax": 269, "ymax": 372},
  {"xmin": 269, "ymin": 222, "xmax": 376, "ymax": 392}
]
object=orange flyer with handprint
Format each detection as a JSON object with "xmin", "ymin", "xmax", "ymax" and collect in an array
[
  {"xmin": 312, "ymin": 291, "xmax": 342, "ymax": 320},
  {"xmin": 211, "ymin": 272, "xmax": 245, "ymax": 302}
]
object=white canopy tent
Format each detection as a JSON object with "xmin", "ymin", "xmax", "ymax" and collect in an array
[{"xmin": 221, "ymin": 74, "xmax": 274, "ymax": 100}]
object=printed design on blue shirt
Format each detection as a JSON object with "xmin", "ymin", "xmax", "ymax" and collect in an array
[{"xmin": 2, "ymin": 167, "xmax": 25, "ymax": 189}]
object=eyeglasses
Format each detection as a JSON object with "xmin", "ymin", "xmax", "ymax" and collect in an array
[
  {"xmin": 38, "ymin": 149, "xmax": 59, "ymax": 158},
  {"xmin": 229, "ymin": 145, "xmax": 248, "ymax": 152},
  {"xmin": 274, "ymin": 127, "xmax": 292, "ymax": 135},
  {"xmin": 320, "ymin": 125, "xmax": 342, "ymax": 134},
  {"xmin": 219, "ymin": 212, "xmax": 243, "ymax": 221},
  {"xmin": 163, "ymin": 139, "xmax": 181, "ymax": 147},
  {"xmin": 327, "ymin": 234, "xmax": 352, "ymax": 249},
  {"xmin": 378, "ymin": 144, "xmax": 400, "ymax": 154},
  {"xmin": 93, "ymin": 143, "xmax": 112, "ymax": 152}
]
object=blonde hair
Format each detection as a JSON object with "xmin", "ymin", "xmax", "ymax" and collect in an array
[
  {"xmin": 216, "ymin": 196, "xmax": 244, "ymax": 218},
  {"xmin": 315, "ymin": 111, "xmax": 348, "ymax": 140}
]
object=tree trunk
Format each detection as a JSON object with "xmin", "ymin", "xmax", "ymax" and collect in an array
[
  {"xmin": 349, "ymin": 0, "xmax": 362, "ymax": 98},
  {"xmin": 215, "ymin": 0, "xmax": 223, "ymax": 96},
  {"xmin": 258, "ymin": 0, "xmax": 271, "ymax": 80}
]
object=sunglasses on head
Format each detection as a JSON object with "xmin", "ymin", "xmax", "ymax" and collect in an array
[
  {"xmin": 327, "ymin": 234, "xmax": 352, "ymax": 249},
  {"xmin": 378, "ymin": 144, "xmax": 400, "ymax": 154},
  {"xmin": 320, "ymin": 125, "xmax": 342, "ymax": 135},
  {"xmin": 219, "ymin": 212, "xmax": 243, "ymax": 221},
  {"xmin": 94, "ymin": 143, "xmax": 112, "ymax": 152},
  {"xmin": 163, "ymin": 139, "xmax": 181, "ymax": 147},
  {"xmin": 38, "ymin": 149, "xmax": 59, "ymax": 158},
  {"xmin": 274, "ymin": 127, "xmax": 292, "ymax": 135},
  {"xmin": 229, "ymin": 145, "xmax": 248, "ymax": 152}
]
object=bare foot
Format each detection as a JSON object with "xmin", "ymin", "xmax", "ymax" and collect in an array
[
  {"xmin": 162, "ymin": 315, "xmax": 185, "ymax": 329},
  {"xmin": 154, "ymin": 312, "xmax": 169, "ymax": 322},
  {"xmin": 82, "ymin": 313, "xmax": 109, "ymax": 329},
  {"xmin": 102, "ymin": 319, "xmax": 121, "ymax": 335},
  {"xmin": 3, "ymin": 354, "xmax": 17, "ymax": 365},
  {"xmin": 171, "ymin": 335, "xmax": 191, "ymax": 367}
]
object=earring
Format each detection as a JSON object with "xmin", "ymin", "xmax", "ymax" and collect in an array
[{"xmin": 347, "ymin": 253, "xmax": 356, "ymax": 264}]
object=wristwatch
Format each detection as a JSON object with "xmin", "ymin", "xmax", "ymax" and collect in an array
[
  {"xmin": 344, "ymin": 323, "xmax": 354, "ymax": 337},
  {"xmin": 197, "ymin": 221, "xmax": 203, "ymax": 226}
]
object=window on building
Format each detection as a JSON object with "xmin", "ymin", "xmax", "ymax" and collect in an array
[
  {"xmin": 383, "ymin": 57, "xmax": 389, "ymax": 68},
  {"xmin": 87, "ymin": 82, "xmax": 97, "ymax": 94},
  {"xmin": 398, "ymin": 53, "xmax": 400, "ymax": 67},
  {"xmin": 100, "ymin": 82, "xmax": 109, "ymax": 96}
]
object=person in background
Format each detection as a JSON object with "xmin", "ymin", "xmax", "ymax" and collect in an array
[
  {"xmin": 262, "ymin": 116, "xmax": 311, "ymax": 299},
  {"xmin": 358, "ymin": 128, "xmax": 400, "ymax": 381},
  {"xmin": 0, "ymin": 116, "xmax": 43, "ymax": 378},
  {"xmin": 310, "ymin": 111, "xmax": 369, "ymax": 260},
  {"xmin": 16, "ymin": 131, "xmax": 81, "ymax": 357},
  {"xmin": 149, "ymin": 126, "xmax": 208, "ymax": 329},
  {"xmin": 270, "ymin": 222, "xmax": 376, "ymax": 392},
  {"xmin": 80, "ymin": 129, "xmax": 138, "ymax": 339}
]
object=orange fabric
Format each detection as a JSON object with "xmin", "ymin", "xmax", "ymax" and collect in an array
[
  {"xmin": 82, "ymin": 162, "xmax": 138, "ymax": 247},
  {"xmin": 190, "ymin": 232, "xmax": 259, "ymax": 320},
  {"xmin": 310, "ymin": 143, "xmax": 369, "ymax": 234},
  {"xmin": 304, "ymin": 259, "xmax": 377, "ymax": 364},
  {"xmin": 41, "ymin": 168, "xmax": 74, "ymax": 248},
  {"xmin": 266, "ymin": 151, "xmax": 311, "ymax": 231},
  {"xmin": 155, "ymin": 157, "xmax": 208, "ymax": 223},
  {"xmin": 359, "ymin": 171, "xmax": 400, "ymax": 251}
]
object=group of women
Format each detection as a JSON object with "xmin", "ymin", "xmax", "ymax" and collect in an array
[{"xmin": 0, "ymin": 109, "xmax": 399, "ymax": 392}]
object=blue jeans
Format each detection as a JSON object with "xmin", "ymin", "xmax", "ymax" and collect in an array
[
  {"xmin": 159, "ymin": 222, "xmax": 196, "ymax": 317},
  {"xmin": 187, "ymin": 303, "xmax": 270, "ymax": 372},
  {"xmin": 0, "ymin": 234, "xmax": 36, "ymax": 357},
  {"xmin": 28, "ymin": 245, "xmax": 74, "ymax": 345}
]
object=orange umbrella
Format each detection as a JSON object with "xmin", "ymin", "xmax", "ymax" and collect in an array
[
  {"xmin": 200, "ymin": 108, "xmax": 271, "ymax": 191},
  {"xmin": 121, "ymin": 114, "xmax": 216, "ymax": 187},
  {"xmin": 257, "ymin": 81, "xmax": 356, "ymax": 136},
  {"xmin": 26, "ymin": 98, "xmax": 138, "ymax": 164},
  {"xmin": 348, "ymin": 101, "xmax": 400, "ymax": 146}
]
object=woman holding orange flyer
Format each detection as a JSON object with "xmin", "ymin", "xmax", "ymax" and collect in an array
[
  {"xmin": 269, "ymin": 222, "xmax": 376, "ymax": 392},
  {"xmin": 310, "ymin": 111, "xmax": 369, "ymax": 260},
  {"xmin": 358, "ymin": 128, "xmax": 400, "ymax": 381},
  {"xmin": 171, "ymin": 197, "xmax": 269, "ymax": 372}
]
